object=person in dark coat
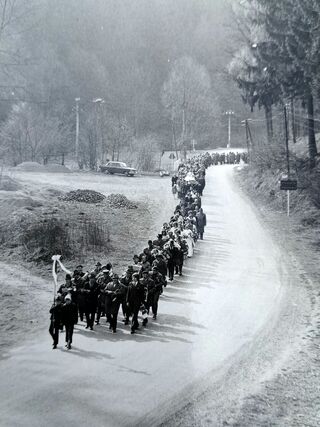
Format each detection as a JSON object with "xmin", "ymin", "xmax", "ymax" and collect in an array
[
  {"xmin": 49, "ymin": 296, "xmax": 62, "ymax": 349},
  {"xmin": 57, "ymin": 274, "xmax": 75, "ymax": 302},
  {"xmin": 198, "ymin": 176, "xmax": 205, "ymax": 196},
  {"xmin": 61, "ymin": 294, "xmax": 78, "ymax": 349},
  {"xmin": 96, "ymin": 270, "xmax": 112, "ymax": 325},
  {"xmin": 75, "ymin": 265, "xmax": 85, "ymax": 277},
  {"xmin": 104, "ymin": 274, "xmax": 125, "ymax": 333},
  {"xmin": 196, "ymin": 208, "xmax": 207, "ymax": 240},
  {"xmin": 120, "ymin": 266, "xmax": 133, "ymax": 324},
  {"xmin": 175, "ymin": 237, "xmax": 187, "ymax": 276},
  {"xmin": 149, "ymin": 267, "xmax": 165, "ymax": 319},
  {"xmin": 166, "ymin": 240, "xmax": 180, "ymax": 281},
  {"xmin": 140, "ymin": 271, "xmax": 155, "ymax": 325},
  {"xmin": 153, "ymin": 234, "xmax": 165, "ymax": 249},
  {"xmin": 126, "ymin": 273, "xmax": 146, "ymax": 334},
  {"xmin": 153, "ymin": 253, "xmax": 167, "ymax": 280},
  {"xmin": 84, "ymin": 274, "xmax": 99, "ymax": 330},
  {"xmin": 139, "ymin": 254, "xmax": 151, "ymax": 278},
  {"xmin": 73, "ymin": 271, "xmax": 86, "ymax": 322}
]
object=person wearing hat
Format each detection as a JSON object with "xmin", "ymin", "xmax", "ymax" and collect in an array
[
  {"xmin": 96, "ymin": 269, "xmax": 112, "ymax": 325},
  {"xmin": 153, "ymin": 253, "xmax": 167, "ymax": 280},
  {"xmin": 49, "ymin": 296, "xmax": 63, "ymax": 349},
  {"xmin": 175, "ymin": 237, "xmax": 187, "ymax": 276},
  {"xmin": 104, "ymin": 274, "xmax": 125, "ymax": 333},
  {"xmin": 149, "ymin": 267, "xmax": 166, "ymax": 319},
  {"xmin": 73, "ymin": 270, "xmax": 86, "ymax": 322},
  {"xmin": 93, "ymin": 262, "xmax": 102, "ymax": 276},
  {"xmin": 139, "ymin": 254, "xmax": 151, "ymax": 278},
  {"xmin": 76, "ymin": 265, "xmax": 85, "ymax": 277},
  {"xmin": 120, "ymin": 267, "xmax": 133, "ymax": 324},
  {"xmin": 84, "ymin": 273, "xmax": 99, "ymax": 330},
  {"xmin": 140, "ymin": 271, "xmax": 155, "ymax": 326},
  {"xmin": 165, "ymin": 240, "xmax": 180, "ymax": 281},
  {"xmin": 153, "ymin": 234, "xmax": 165, "ymax": 249},
  {"xmin": 57, "ymin": 274, "xmax": 75, "ymax": 302},
  {"xmin": 196, "ymin": 207, "xmax": 207, "ymax": 240},
  {"xmin": 61, "ymin": 293, "xmax": 78, "ymax": 350},
  {"xmin": 142, "ymin": 247, "xmax": 153, "ymax": 265},
  {"xmin": 140, "ymin": 270, "xmax": 157, "ymax": 322},
  {"xmin": 126, "ymin": 273, "xmax": 146, "ymax": 334}
]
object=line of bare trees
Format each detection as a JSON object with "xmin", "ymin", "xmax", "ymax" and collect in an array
[{"xmin": 0, "ymin": 0, "xmax": 248, "ymax": 169}]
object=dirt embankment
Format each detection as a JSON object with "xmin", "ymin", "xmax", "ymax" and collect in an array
[
  {"xmin": 0, "ymin": 172, "xmax": 175, "ymax": 354},
  {"xmin": 230, "ymin": 166, "xmax": 320, "ymax": 426}
]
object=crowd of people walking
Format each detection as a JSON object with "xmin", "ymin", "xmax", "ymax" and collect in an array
[
  {"xmin": 211, "ymin": 151, "xmax": 248, "ymax": 165},
  {"xmin": 49, "ymin": 153, "xmax": 212, "ymax": 350}
]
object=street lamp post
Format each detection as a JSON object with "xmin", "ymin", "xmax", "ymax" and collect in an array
[
  {"xmin": 92, "ymin": 98, "xmax": 105, "ymax": 167},
  {"xmin": 225, "ymin": 111, "xmax": 234, "ymax": 148},
  {"xmin": 75, "ymin": 98, "xmax": 80, "ymax": 167}
]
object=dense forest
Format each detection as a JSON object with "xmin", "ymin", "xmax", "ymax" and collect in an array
[
  {"xmin": 0, "ymin": 0, "xmax": 249, "ymax": 169},
  {"xmin": 229, "ymin": 0, "xmax": 320, "ymax": 169}
]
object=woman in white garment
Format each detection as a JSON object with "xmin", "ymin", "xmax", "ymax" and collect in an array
[{"xmin": 182, "ymin": 222, "xmax": 194, "ymax": 258}]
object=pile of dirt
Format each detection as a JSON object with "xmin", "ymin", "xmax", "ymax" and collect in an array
[
  {"xmin": 106, "ymin": 193, "xmax": 137, "ymax": 209},
  {"xmin": 59, "ymin": 189, "xmax": 106, "ymax": 203},
  {"xmin": 45, "ymin": 164, "xmax": 71, "ymax": 173},
  {"xmin": 0, "ymin": 175, "xmax": 21, "ymax": 191},
  {"xmin": 13, "ymin": 162, "xmax": 45, "ymax": 172}
]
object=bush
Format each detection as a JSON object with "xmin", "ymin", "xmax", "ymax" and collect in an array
[
  {"xmin": 20, "ymin": 215, "xmax": 111, "ymax": 262},
  {"xmin": 22, "ymin": 217, "xmax": 72, "ymax": 262},
  {"xmin": 76, "ymin": 219, "xmax": 110, "ymax": 254}
]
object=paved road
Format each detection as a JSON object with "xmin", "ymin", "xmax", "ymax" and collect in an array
[{"xmin": 0, "ymin": 166, "xmax": 284, "ymax": 427}]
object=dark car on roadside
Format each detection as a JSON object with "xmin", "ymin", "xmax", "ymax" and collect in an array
[{"xmin": 99, "ymin": 161, "xmax": 137, "ymax": 176}]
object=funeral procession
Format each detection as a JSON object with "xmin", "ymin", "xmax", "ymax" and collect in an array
[{"xmin": 0, "ymin": 1, "xmax": 320, "ymax": 426}]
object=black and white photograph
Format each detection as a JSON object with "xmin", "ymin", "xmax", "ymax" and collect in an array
[{"xmin": 0, "ymin": 0, "xmax": 319, "ymax": 426}]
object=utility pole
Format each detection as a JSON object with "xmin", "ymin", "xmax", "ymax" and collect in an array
[
  {"xmin": 92, "ymin": 98, "xmax": 105, "ymax": 169},
  {"xmin": 241, "ymin": 119, "xmax": 250, "ymax": 159},
  {"xmin": 284, "ymin": 105, "xmax": 290, "ymax": 176},
  {"xmin": 182, "ymin": 89, "xmax": 187, "ymax": 159},
  {"xmin": 241, "ymin": 118, "xmax": 253, "ymax": 162},
  {"xmin": 225, "ymin": 111, "xmax": 234, "ymax": 148},
  {"xmin": 284, "ymin": 104, "xmax": 291, "ymax": 216},
  {"xmin": 290, "ymin": 98, "xmax": 297, "ymax": 144},
  {"xmin": 75, "ymin": 97, "xmax": 80, "ymax": 167}
]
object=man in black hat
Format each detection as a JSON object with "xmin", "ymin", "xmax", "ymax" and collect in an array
[
  {"xmin": 166, "ymin": 240, "xmax": 180, "ymax": 281},
  {"xmin": 84, "ymin": 273, "xmax": 99, "ymax": 330},
  {"xmin": 93, "ymin": 262, "xmax": 102, "ymax": 276},
  {"xmin": 58, "ymin": 274, "xmax": 75, "ymax": 302},
  {"xmin": 153, "ymin": 234, "xmax": 165, "ymax": 249},
  {"xmin": 126, "ymin": 273, "xmax": 146, "ymax": 334},
  {"xmin": 153, "ymin": 253, "xmax": 167, "ymax": 280},
  {"xmin": 140, "ymin": 271, "xmax": 155, "ymax": 326},
  {"xmin": 76, "ymin": 265, "xmax": 85, "ymax": 277},
  {"xmin": 96, "ymin": 269, "xmax": 112, "ymax": 325},
  {"xmin": 73, "ymin": 270, "xmax": 86, "ymax": 322},
  {"xmin": 121, "ymin": 266, "xmax": 134, "ymax": 324},
  {"xmin": 49, "ymin": 296, "xmax": 62, "ymax": 349},
  {"xmin": 104, "ymin": 274, "xmax": 125, "ymax": 333},
  {"xmin": 149, "ymin": 266, "xmax": 165, "ymax": 319}
]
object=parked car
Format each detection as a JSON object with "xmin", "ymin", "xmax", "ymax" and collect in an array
[
  {"xmin": 155, "ymin": 168, "xmax": 170, "ymax": 177},
  {"xmin": 99, "ymin": 161, "xmax": 137, "ymax": 176}
]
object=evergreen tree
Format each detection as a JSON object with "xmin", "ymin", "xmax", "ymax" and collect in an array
[{"xmin": 248, "ymin": 0, "xmax": 319, "ymax": 167}]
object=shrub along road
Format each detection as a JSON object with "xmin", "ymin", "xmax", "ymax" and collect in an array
[{"xmin": 0, "ymin": 166, "xmax": 309, "ymax": 426}]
